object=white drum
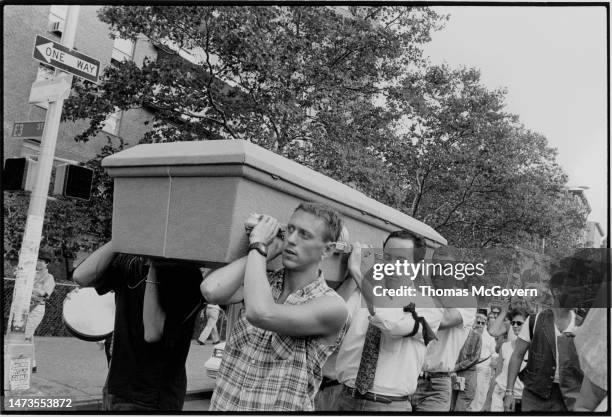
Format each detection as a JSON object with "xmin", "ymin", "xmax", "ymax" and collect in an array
[{"xmin": 63, "ymin": 287, "xmax": 115, "ymax": 341}]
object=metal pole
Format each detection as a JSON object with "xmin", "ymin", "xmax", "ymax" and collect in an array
[{"xmin": 4, "ymin": 6, "xmax": 80, "ymax": 392}]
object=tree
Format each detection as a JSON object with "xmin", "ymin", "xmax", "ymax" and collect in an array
[
  {"xmin": 62, "ymin": 6, "xmax": 446, "ymax": 185},
  {"xmin": 61, "ymin": 6, "xmax": 586, "ymax": 252},
  {"xmin": 383, "ymin": 64, "xmax": 587, "ymax": 249}
]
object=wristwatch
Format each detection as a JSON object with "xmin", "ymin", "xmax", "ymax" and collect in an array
[{"xmin": 248, "ymin": 242, "xmax": 268, "ymax": 257}]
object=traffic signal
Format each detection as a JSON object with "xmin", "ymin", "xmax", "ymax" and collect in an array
[
  {"xmin": 53, "ymin": 163, "xmax": 93, "ymax": 200},
  {"xmin": 3, "ymin": 157, "xmax": 38, "ymax": 191}
]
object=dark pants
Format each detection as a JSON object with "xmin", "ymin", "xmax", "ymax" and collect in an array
[
  {"xmin": 522, "ymin": 384, "xmax": 568, "ymax": 412},
  {"xmin": 451, "ymin": 368, "xmax": 477, "ymax": 411},
  {"xmin": 102, "ymin": 387, "xmax": 159, "ymax": 412}
]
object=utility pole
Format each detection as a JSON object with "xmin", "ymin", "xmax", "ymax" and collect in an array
[{"xmin": 4, "ymin": 6, "xmax": 80, "ymax": 393}]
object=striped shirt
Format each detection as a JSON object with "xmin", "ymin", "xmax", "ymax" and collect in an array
[{"xmin": 210, "ymin": 269, "xmax": 346, "ymax": 411}]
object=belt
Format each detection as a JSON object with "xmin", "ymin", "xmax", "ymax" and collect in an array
[
  {"xmin": 343, "ymin": 385, "xmax": 410, "ymax": 404},
  {"xmin": 320, "ymin": 377, "xmax": 340, "ymax": 390},
  {"xmin": 420, "ymin": 371, "xmax": 451, "ymax": 379}
]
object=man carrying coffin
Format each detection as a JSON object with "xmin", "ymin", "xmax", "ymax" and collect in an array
[
  {"xmin": 334, "ymin": 231, "xmax": 443, "ymax": 412},
  {"xmin": 73, "ymin": 244, "xmax": 204, "ymax": 411},
  {"xmin": 202, "ymin": 202, "xmax": 349, "ymax": 411}
]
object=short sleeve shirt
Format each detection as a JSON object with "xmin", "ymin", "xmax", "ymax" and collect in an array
[{"xmin": 210, "ymin": 269, "xmax": 346, "ymax": 411}]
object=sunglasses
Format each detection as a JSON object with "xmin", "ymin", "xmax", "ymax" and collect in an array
[
  {"xmin": 476, "ymin": 321, "xmax": 486, "ymax": 325},
  {"xmin": 511, "ymin": 321, "xmax": 524, "ymax": 326}
]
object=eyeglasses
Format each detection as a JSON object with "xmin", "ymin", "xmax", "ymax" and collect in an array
[{"xmin": 511, "ymin": 321, "xmax": 524, "ymax": 326}]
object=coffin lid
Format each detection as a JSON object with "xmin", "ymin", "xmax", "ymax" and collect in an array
[{"xmin": 103, "ymin": 140, "xmax": 447, "ymax": 246}]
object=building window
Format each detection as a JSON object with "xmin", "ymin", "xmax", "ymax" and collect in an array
[
  {"xmin": 111, "ymin": 36, "xmax": 134, "ymax": 63},
  {"xmin": 102, "ymin": 109, "xmax": 122, "ymax": 135}
]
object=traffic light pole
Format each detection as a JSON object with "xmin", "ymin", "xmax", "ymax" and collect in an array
[{"xmin": 4, "ymin": 6, "xmax": 80, "ymax": 392}]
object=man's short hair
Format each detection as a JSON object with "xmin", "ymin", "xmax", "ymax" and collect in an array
[
  {"xmin": 509, "ymin": 307, "xmax": 528, "ymax": 320},
  {"xmin": 383, "ymin": 230, "xmax": 427, "ymax": 263},
  {"xmin": 294, "ymin": 202, "xmax": 343, "ymax": 243}
]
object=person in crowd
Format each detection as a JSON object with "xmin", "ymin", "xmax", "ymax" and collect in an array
[
  {"xmin": 469, "ymin": 312, "xmax": 498, "ymax": 411},
  {"xmin": 24, "ymin": 249, "xmax": 56, "ymax": 373},
  {"xmin": 411, "ymin": 246, "xmax": 477, "ymax": 412},
  {"xmin": 450, "ymin": 314, "xmax": 483, "ymax": 411},
  {"xmin": 489, "ymin": 308, "xmax": 528, "ymax": 411},
  {"xmin": 574, "ymin": 280, "xmax": 608, "ymax": 411},
  {"xmin": 487, "ymin": 300, "xmax": 515, "ymax": 353},
  {"xmin": 73, "ymin": 243, "xmax": 204, "ymax": 411},
  {"xmin": 202, "ymin": 203, "xmax": 349, "ymax": 411},
  {"xmin": 197, "ymin": 303, "xmax": 221, "ymax": 345},
  {"xmin": 334, "ymin": 231, "xmax": 443, "ymax": 412},
  {"xmin": 505, "ymin": 269, "xmax": 583, "ymax": 412}
]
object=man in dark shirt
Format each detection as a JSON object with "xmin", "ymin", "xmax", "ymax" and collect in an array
[{"xmin": 74, "ymin": 242, "xmax": 203, "ymax": 411}]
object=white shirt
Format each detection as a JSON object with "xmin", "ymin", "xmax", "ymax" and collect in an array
[
  {"xmin": 336, "ymin": 290, "xmax": 443, "ymax": 396},
  {"xmin": 477, "ymin": 328, "xmax": 497, "ymax": 368},
  {"xmin": 322, "ymin": 288, "xmax": 363, "ymax": 379},
  {"xmin": 518, "ymin": 310, "xmax": 578, "ymax": 383},
  {"xmin": 422, "ymin": 308, "xmax": 477, "ymax": 373},
  {"xmin": 495, "ymin": 341, "xmax": 527, "ymax": 396}
]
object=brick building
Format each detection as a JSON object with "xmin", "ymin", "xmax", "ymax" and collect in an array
[
  {"xmin": 3, "ymin": 5, "xmax": 156, "ymax": 167},
  {"xmin": 3, "ymin": 6, "xmax": 161, "ymax": 335}
]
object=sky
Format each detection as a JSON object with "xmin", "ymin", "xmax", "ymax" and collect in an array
[{"xmin": 423, "ymin": 5, "xmax": 608, "ymax": 233}]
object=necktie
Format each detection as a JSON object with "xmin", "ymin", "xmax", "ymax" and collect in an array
[{"xmin": 354, "ymin": 322, "xmax": 381, "ymax": 395}]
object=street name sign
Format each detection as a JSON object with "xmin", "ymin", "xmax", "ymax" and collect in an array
[
  {"xmin": 12, "ymin": 121, "xmax": 45, "ymax": 138},
  {"xmin": 32, "ymin": 35, "xmax": 100, "ymax": 83}
]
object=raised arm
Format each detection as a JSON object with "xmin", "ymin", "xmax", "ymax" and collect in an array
[
  {"xmin": 143, "ymin": 263, "xmax": 166, "ymax": 343},
  {"xmin": 488, "ymin": 301, "xmax": 510, "ymax": 337},
  {"xmin": 201, "ymin": 235, "xmax": 284, "ymax": 305},
  {"xmin": 73, "ymin": 242, "xmax": 115, "ymax": 287},
  {"xmin": 439, "ymin": 308, "xmax": 463, "ymax": 329},
  {"xmin": 243, "ymin": 216, "xmax": 347, "ymax": 337},
  {"xmin": 200, "ymin": 256, "xmax": 248, "ymax": 305}
]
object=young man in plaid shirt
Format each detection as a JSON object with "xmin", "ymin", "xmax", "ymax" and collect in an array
[{"xmin": 202, "ymin": 202, "xmax": 349, "ymax": 411}]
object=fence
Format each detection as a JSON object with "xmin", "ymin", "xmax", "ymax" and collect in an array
[{"xmin": 3, "ymin": 277, "xmax": 225, "ymax": 339}]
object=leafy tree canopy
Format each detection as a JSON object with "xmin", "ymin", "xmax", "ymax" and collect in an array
[{"xmin": 61, "ymin": 6, "xmax": 587, "ymax": 253}]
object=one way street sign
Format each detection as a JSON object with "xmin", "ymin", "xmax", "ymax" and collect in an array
[{"xmin": 32, "ymin": 35, "xmax": 100, "ymax": 83}]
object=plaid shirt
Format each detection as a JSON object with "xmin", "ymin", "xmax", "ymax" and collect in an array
[{"xmin": 210, "ymin": 269, "xmax": 346, "ymax": 411}]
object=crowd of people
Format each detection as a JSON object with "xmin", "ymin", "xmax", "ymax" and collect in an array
[{"xmin": 68, "ymin": 202, "xmax": 607, "ymax": 412}]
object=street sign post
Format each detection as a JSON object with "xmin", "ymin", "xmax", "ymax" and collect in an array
[
  {"xmin": 11, "ymin": 121, "xmax": 45, "ymax": 139},
  {"xmin": 32, "ymin": 34, "xmax": 100, "ymax": 83},
  {"xmin": 5, "ymin": 7, "xmax": 84, "ymax": 393}
]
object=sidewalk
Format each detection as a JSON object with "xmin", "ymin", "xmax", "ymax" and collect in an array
[{"xmin": 4, "ymin": 336, "xmax": 217, "ymax": 410}]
